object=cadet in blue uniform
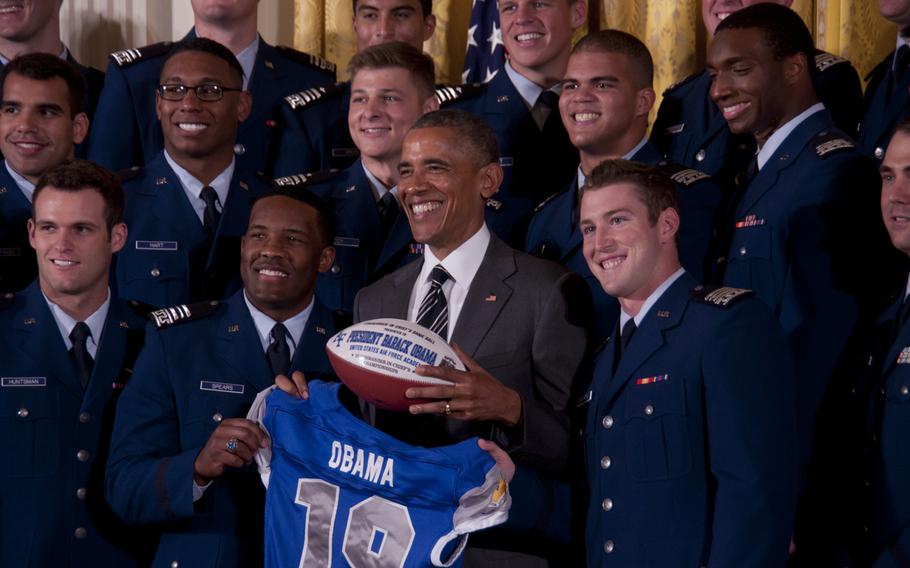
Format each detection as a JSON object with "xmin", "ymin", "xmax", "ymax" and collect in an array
[
  {"xmin": 437, "ymin": 0, "xmax": 586, "ymax": 247},
  {"xmin": 88, "ymin": 0, "xmax": 335, "ymax": 174},
  {"xmin": 0, "ymin": 54, "xmax": 90, "ymax": 293},
  {"xmin": 270, "ymin": 0, "xmax": 436, "ymax": 177},
  {"xmin": 526, "ymin": 30, "xmax": 722, "ymax": 342},
  {"xmin": 708, "ymin": 4, "xmax": 894, "ymax": 467},
  {"xmin": 0, "ymin": 161, "xmax": 153, "ymax": 567},
  {"xmin": 652, "ymin": 1, "xmax": 863, "ymax": 184},
  {"xmin": 114, "ymin": 39, "xmax": 268, "ymax": 309},
  {"xmin": 106, "ymin": 187, "xmax": 342, "ymax": 568},
  {"xmin": 857, "ymin": 3, "xmax": 910, "ymax": 163},
  {"xmin": 278, "ymin": 42, "xmax": 437, "ymax": 312}
]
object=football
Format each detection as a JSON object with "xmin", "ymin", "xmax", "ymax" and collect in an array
[{"xmin": 326, "ymin": 318, "xmax": 463, "ymax": 411}]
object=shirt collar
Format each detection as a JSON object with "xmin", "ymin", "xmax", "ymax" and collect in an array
[
  {"xmin": 43, "ymin": 288, "xmax": 111, "ymax": 354},
  {"xmin": 0, "ymin": 44, "xmax": 67, "ymax": 66},
  {"xmin": 419, "ymin": 224, "xmax": 491, "ymax": 290},
  {"xmin": 576, "ymin": 137, "xmax": 647, "ymax": 193},
  {"xmin": 6, "ymin": 160, "xmax": 35, "ymax": 202},
  {"xmin": 243, "ymin": 290, "xmax": 313, "ymax": 355},
  {"xmin": 756, "ymin": 102, "xmax": 825, "ymax": 169},
  {"xmin": 619, "ymin": 267, "xmax": 686, "ymax": 329},
  {"xmin": 503, "ymin": 61, "xmax": 561, "ymax": 109},
  {"xmin": 164, "ymin": 150, "xmax": 235, "ymax": 208},
  {"xmin": 576, "ymin": 167, "xmax": 586, "ymax": 192},
  {"xmin": 234, "ymin": 35, "xmax": 260, "ymax": 90},
  {"xmin": 361, "ymin": 162, "xmax": 396, "ymax": 202}
]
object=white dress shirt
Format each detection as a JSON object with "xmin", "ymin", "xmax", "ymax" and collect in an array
[
  {"xmin": 756, "ymin": 102, "xmax": 825, "ymax": 169},
  {"xmin": 44, "ymin": 288, "xmax": 111, "ymax": 358},
  {"xmin": 7, "ymin": 161, "xmax": 35, "ymax": 203},
  {"xmin": 618, "ymin": 268, "xmax": 686, "ymax": 330},
  {"xmin": 234, "ymin": 36, "xmax": 259, "ymax": 90},
  {"xmin": 164, "ymin": 151, "xmax": 235, "ymax": 225}
]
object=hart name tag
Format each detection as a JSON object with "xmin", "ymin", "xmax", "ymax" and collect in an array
[
  {"xmin": 200, "ymin": 380, "xmax": 245, "ymax": 394},
  {"xmin": 333, "ymin": 237, "xmax": 360, "ymax": 248},
  {"xmin": 2, "ymin": 377, "xmax": 46, "ymax": 387},
  {"xmin": 136, "ymin": 240, "xmax": 178, "ymax": 251}
]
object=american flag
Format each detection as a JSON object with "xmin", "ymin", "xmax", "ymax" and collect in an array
[{"xmin": 462, "ymin": 0, "xmax": 506, "ymax": 84}]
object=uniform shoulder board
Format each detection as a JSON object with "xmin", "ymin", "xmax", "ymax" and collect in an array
[
  {"xmin": 533, "ymin": 186, "xmax": 569, "ymax": 213},
  {"xmin": 656, "ymin": 161, "xmax": 711, "ymax": 186},
  {"xmin": 148, "ymin": 300, "xmax": 220, "ymax": 329},
  {"xmin": 0, "ymin": 292, "xmax": 15, "ymax": 311},
  {"xmin": 661, "ymin": 72, "xmax": 700, "ymax": 96},
  {"xmin": 813, "ymin": 130, "xmax": 855, "ymax": 158},
  {"xmin": 275, "ymin": 46, "xmax": 336, "ymax": 74},
  {"xmin": 116, "ymin": 166, "xmax": 143, "ymax": 184},
  {"xmin": 691, "ymin": 285, "xmax": 753, "ymax": 309},
  {"xmin": 435, "ymin": 83, "xmax": 485, "ymax": 105},
  {"xmin": 109, "ymin": 41, "xmax": 173, "ymax": 67},
  {"xmin": 284, "ymin": 82, "xmax": 346, "ymax": 112},
  {"xmin": 272, "ymin": 169, "xmax": 339, "ymax": 188},
  {"xmin": 127, "ymin": 299, "xmax": 156, "ymax": 318},
  {"xmin": 815, "ymin": 51, "xmax": 849, "ymax": 73}
]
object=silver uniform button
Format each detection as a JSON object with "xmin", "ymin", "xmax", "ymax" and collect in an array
[
  {"xmin": 171, "ymin": 562, "xmax": 179, "ymax": 568},
  {"xmin": 212, "ymin": 412, "xmax": 223, "ymax": 423},
  {"xmin": 76, "ymin": 450, "xmax": 90, "ymax": 462},
  {"xmin": 739, "ymin": 247, "xmax": 747, "ymax": 256},
  {"xmin": 79, "ymin": 412, "xmax": 91, "ymax": 424},
  {"xmin": 76, "ymin": 487, "xmax": 87, "ymax": 500},
  {"xmin": 901, "ymin": 385, "xmax": 909, "ymax": 396},
  {"xmin": 695, "ymin": 149, "xmax": 706, "ymax": 162},
  {"xmin": 875, "ymin": 147, "xmax": 884, "ymax": 159},
  {"xmin": 602, "ymin": 498, "xmax": 613, "ymax": 511},
  {"xmin": 17, "ymin": 407, "xmax": 28, "ymax": 418},
  {"xmin": 74, "ymin": 527, "xmax": 87, "ymax": 539},
  {"xmin": 330, "ymin": 264, "xmax": 341, "ymax": 274},
  {"xmin": 150, "ymin": 267, "xmax": 161, "ymax": 277},
  {"xmin": 644, "ymin": 404, "xmax": 654, "ymax": 416},
  {"xmin": 604, "ymin": 540, "xmax": 615, "ymax": 554},
  {"xmin": 602, "ymin": 415, "xmax": 614, "ymax": 429},
  {"xmin": 600, "ymin": 456, "xmax": 612, "ymax": 469}
]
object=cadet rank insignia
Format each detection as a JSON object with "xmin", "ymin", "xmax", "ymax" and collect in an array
[
  {"xmin": 148, "ymin": 300, "xmax": 219, "ymax": 329},
  {"xmin": 814, "ymin": 131, "xmax": 855, "ymax": 157},
  {"xmin": 815, "ymin": 52, "xmax": 848, "ymax": 73},
  {"xmin": 898, "ymin": 346, "xmax": 910, "ymax": 365},
  {"xmin": 692, "ymin": 285, "xmax": 753, "ymax": 308}
]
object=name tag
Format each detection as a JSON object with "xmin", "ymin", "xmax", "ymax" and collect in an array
[
  {"xmin": 499, "ymin": 157, "xmax": 514, "ymax": 167},
  {"xmin": 200, "ymin": 380, "xmax": 245, "ymax": 394},
  {"xmin": 333, "ymin": 236, "xmax": 360, "ymax": 248},
  {"xmin": 331, "ymin": 147, "xmax": 360, "ymax": 158},
  {"xmin": 0, "ymin": 247, "xmax": 21, "ymax": 257},
  {"xmin": 2, "ymin": 377, "xmax": 46, "ymax": 387},
  {"xmin": 136, "ymin": 240, "xmax": 178, "ymax": 251}
]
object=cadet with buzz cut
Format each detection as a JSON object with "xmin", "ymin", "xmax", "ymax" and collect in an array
[
  {"xmin": 87, "ymin": 0, "xmax": 335, "ymax": 175},
  {"xmin": 113, "ymin": 38, "xmax": 269, "ymax": 309},
  {"xmin": 270, "ymin": 0, "xmax": 436, "ymax": 177}
]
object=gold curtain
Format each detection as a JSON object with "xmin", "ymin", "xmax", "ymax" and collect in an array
[{"xmin": 294, "ymin": 0, "xmax": 898, "ymax": 97}]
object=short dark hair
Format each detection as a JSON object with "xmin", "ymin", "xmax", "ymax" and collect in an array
[
  {"xmin": 353, "ymin": 0, "xmax": 432, "ymax": 17},
  {"xmin": 161, "ymin": 37, "xmax": 245, "ymax": 86},
  {"xmin": 33, "ymin": 160, "xmax": 125, "ymax": 233},
  {"xmin": 582, "ymin": 159, "xmax": 679, "ymax": 224},
  {"xmin": 252, "ymin": 186, "xmax": 335, "ymax": 246},
  {"xmin": 410, "ymin": 109, "xmax": 499, "ymax": 167},
  {"xmin": 572, "ymin": 30, "xmax": 654, "ymax": 89},
  {"xmin": 348, "ymin": 41, "xmax": 436, "ymax": 100},
  {"xmin": 716, "ymin": 3, "xmax": 815, "ymax": 77},
  {"xmin": 0, "ymin": 53, "xmax": 85, "ymax": 116}
]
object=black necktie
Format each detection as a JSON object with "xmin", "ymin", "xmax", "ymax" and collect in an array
[
  {"xmin": 378, "ymin": 191, "xmax": 399, "ymax": 240},
  {"xmin": 535, "ymin": 90, "xmax": 559, "ymax": 130},
  {"xmin": 267, "ymin": 323, "xmax": 291, "ymax": 378},
  {"xmin": 70, "ymin": 322, "xmax": 93, "ymax": 389},
  {"xmin": 200, "ymin": 186, "xmax": 221, "ymax": 236},
  {"xmin": 416, "ymin": 265, "xmax": 451, "ymax": 339},
  {"xmin": 613, "ymin": 318, "xmax": 637, "ymax": 374}
]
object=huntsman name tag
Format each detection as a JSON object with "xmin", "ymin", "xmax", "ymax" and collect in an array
[
  {"xmin": 2, "ymin": 377, "xmax": 46, "ymax": 387},
  {"xmin": 200, "ymin": 380, "xmax": 245, "ymax": 394},
  {"xmin": 136, "ymin": 241, "xmax": 178, "ymax": 251}
]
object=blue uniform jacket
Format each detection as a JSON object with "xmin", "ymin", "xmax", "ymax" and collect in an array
[
  {"xmin": 525, "ymin": 142, "xmax": 722, "ymax": 342},
  {"xmin": 63, "ymin": 52, "xmax": 104, "ymax": 159},
  {"xmin": 652, "ymin": 51, "xmax": 863, "ymax": 181},
  {"xmin": 115, "ymin": 152, "xmax": 267, "ymax": 309},
  {"xmin": 442, "ymin": 72, "xmax": 578, "ymax": 247},
  {"xmin": 87, "ymin": 31, "xmax": 335, "ymax": 174},
  {"xmin": 719, "ymin": 110, "xmax": 888, "ymax": 460},
  {"xmin": 858, "ymin": 50, "xmax": 910, "ymax": 163},
  {"xmin": 105, "ymin": 291, "xmax": 338, "ymax": 568},
  {"xmin": 304, "ymin": 160, "xmax": 421, "ymax": 312},
  {"xmin": 269, "ymin": 81, "xmax": 358, "ymax": 177},
  {"xmin": 0, "ymin": 282, "xmax": 153, "ymax": 567},
  {"xmin": 0, "ymin": 161, "xmax": 35, "ymax": 293}
]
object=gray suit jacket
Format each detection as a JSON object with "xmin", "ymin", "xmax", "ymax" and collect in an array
[{"xmin": 354, "ymin": 234, "xmax": 592, "ymax": 475}]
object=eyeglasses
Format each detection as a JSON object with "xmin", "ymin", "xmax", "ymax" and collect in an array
[{"xmin": 157, "ymin": 83, "xmax": 243, "ymax": 102}]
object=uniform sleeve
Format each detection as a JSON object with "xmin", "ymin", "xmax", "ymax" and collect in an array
[
  {"xmin": 105, "ymin": 325, "xmax": 199, "ymax": 523},
  {"xmin": 703, "ymin": 301, "xmax": 799, "ymax": 568},
  {"xmin": 87, "ymin": 60, "xmax": 141, "ymax": 171}
]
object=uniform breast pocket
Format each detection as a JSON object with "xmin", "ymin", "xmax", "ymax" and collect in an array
[
  {"xmin": 182, "ymin": 386, "xmax": 253, "ymax": 448},
  {"xmin": 623, "ymin": 378, "xmax": 691, "ymax": 481},
  {"xmin": 317, "ymin": 241, "xmax": 368, "ymax": 312},
  {"xmin": 117, "ymin": 247, "xmax": 188, "ymax": 308},
  {"xmin": 726, "ymin": 223, "xmax": 774, "ymax": 293},
  {"xmin": 0, "ymin": 391, "xmax": 59, "ymax": 477},
  {"xmin": 884, "ymin": 378, "xmax": 910, "ymax": 466}
]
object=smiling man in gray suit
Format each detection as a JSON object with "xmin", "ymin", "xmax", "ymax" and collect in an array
[{"xmin": 352, "ymin": 109, "xmax": 591, "ymax": 566}]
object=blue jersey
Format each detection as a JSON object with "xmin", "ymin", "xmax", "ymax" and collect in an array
[{"xmin": 249, "ymin": 382, "xmax": 511, "ymax": 567}]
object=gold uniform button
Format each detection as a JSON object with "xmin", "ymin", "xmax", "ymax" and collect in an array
[
  {"xmin": 150, "ymin": 268, "xmax": 161, "ymax": 278},
  {"xmin": 76, "ymin": 450, "xmax": 90, "ymax": 462},
  {"xmin": 74, "ymin": 527, "xmax": 87, "ymax": 539},
  {"xmin": 602, "ymin": 498, "xmax": 613, "ymax": 511},
  {"xmin": 602, "ymin": 415, "xmax": 614, "ymax": 429},
  {"xmin": 17, "ymin": 407, "xmax": 28, "ymax": 418},
  {"xmin": 644, "ymin": 404, "xmax": 654, "ymax": 416},
  {"xmin": 79, "ymin": 412, "xmax": 91, "ymax": 423},
  {"xmin": 600, "ymin": 456, "xmax": 612, "ymax": 469},
  {"xmin": 76, "ymin": 487, "xmax": 87, "ymax": 500}
]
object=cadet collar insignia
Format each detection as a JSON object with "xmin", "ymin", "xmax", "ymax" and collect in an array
[
  {"xmin": 272, "ymin": 169, "xmax": 338, "ymax": 188},
  {"xmin": 636, "ymin": 374, "xmax": 669, "ymax": 385},
  {"xmin": 264, "ymin": 59, "xmax": 274, "ymax": 69},
  {"xmin": 148, "ymin": 300, "xmax": 220, "ymax": 329},
  {"xmin": 486, "ymin": 198, "xmax": 503, "ymax": 211},
  {"xmin": 239, "ymin": 180, "xmax": 249, "ymax": 191},
  {"xmin": 735, "ymin": 214, "xmax": 765, "ymax": 229},
  {"xmin": 345, "ymin": 185, "xmax": 357, "ymax": 193},
  {"xmin": 815, "ymin": 51, "xmax": 848, "ymax": 73},
  {"xmin": 496, "ymin": 95, "xmax": 509, "ymax": 103},
  {"xmin": 227, "ymin": 324, "xmax": 239, "ymax": 333},
  {"xmin": 315, "ymin": 325, "xmax": 326, "ymax": 335},
  {"xmin": 284, "ymin": 82, "xmax": 345, "ymax": 111},
  {"xmin": 109, "ymin": 41, "xmax": 172, "ymax": 67},
  {"xmin": 664, "ymin": 123, "xmax": 685, "ymax": 135},
  {"xmin": 435, "ymin": 83, "xmax": 484, "ymax": 105},
  {"xmin": 814, "ymin": 131, "xmax": 855, "ymax": 158},
  {"xmin": 692, "ymin": 285, "xmax": 753, "ymax": 308},
  {"xmin": 656, "ymin": 310, "xmax": 671, "ymax": 318},
  {"xmin": 898, "ymin": 346, "xmax": 910, "ymax": 365},
  {"xmin": 274, "ymin": 45, "xmax": 337, "ymax": 74},
  {"xmin": 0, "ymin": 186, "xmax": 6, "ymax": 194},
  {"xmin": 119, "ymin": 321, "xmax": 129, "ymax": 328},
  {"xmin": 657, "ymin": 162, "xmax": 711, "ymax": 186},
  {"xmin": 155, "ymin": 177, "xmax": 167, "ymax": 186},
  {"xmin": 23, "ymin": 317, "xmax": 36, "ymax": 325}
]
